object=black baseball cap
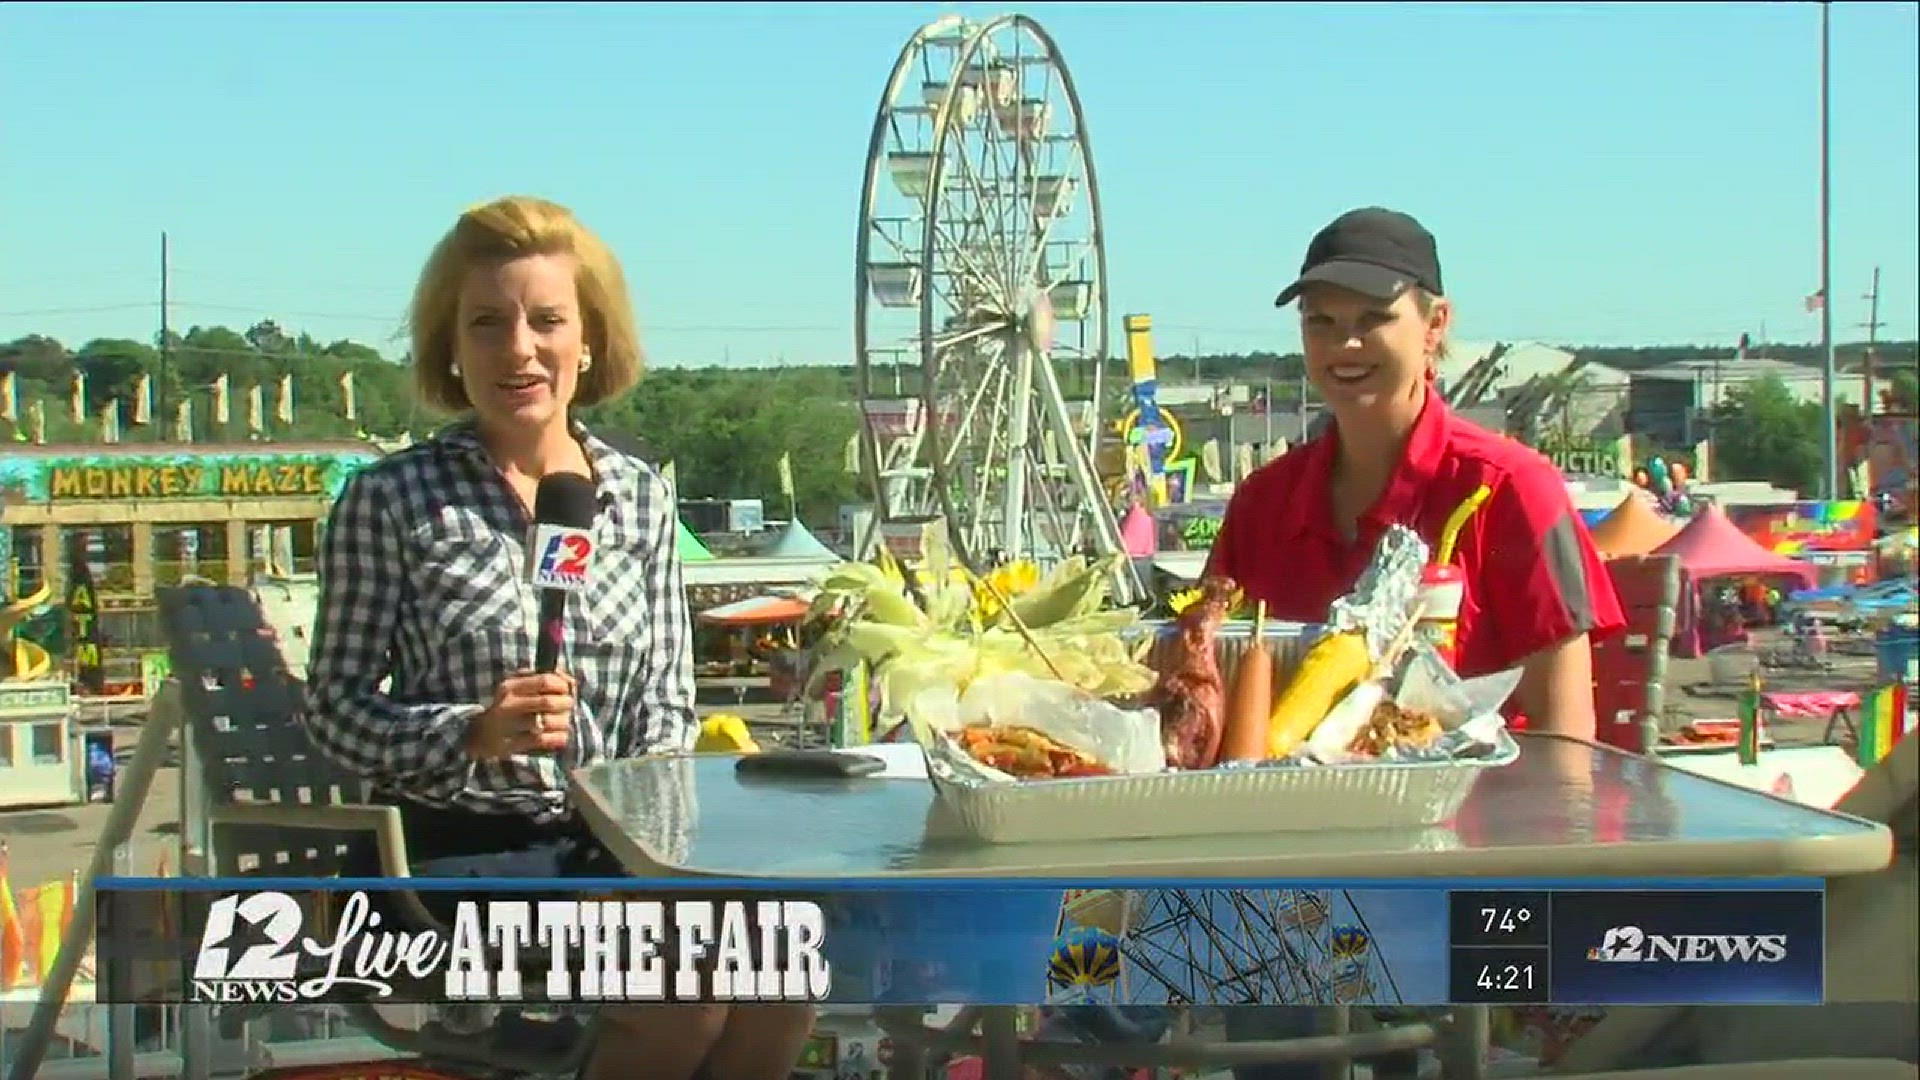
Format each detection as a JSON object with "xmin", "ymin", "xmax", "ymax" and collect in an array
[{"xmin": 1275, "ymin": 207, "xmax": 1443, "ymax": 307}]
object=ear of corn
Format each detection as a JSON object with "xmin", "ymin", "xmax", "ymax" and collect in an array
[
  {"xmin": 805, "ymin": 551, "xmax": 1152, "ymax": 717},
  {"xmin": 1266, "ymin": 630, "xmax": 1371, "ymax": 758},
  {"xmin": 816, "ymin": 562, "xmax": 929, "ymax": 629},
  {"xmin": 844, "ymin": 622, "xmax": 929, "ymax": 662},
  {"xmin": 1038, "ymin": 609, "xmax": 1142, "ymax": 637}
]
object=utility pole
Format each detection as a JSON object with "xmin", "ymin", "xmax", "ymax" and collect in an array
[
  {"xmin": 1818, "ymin": 2, "xmax": 1838, "ymax": 500},
  {"xmin": 1297, "ymin": 363, "xmax": 1310, "ymax": 440},
  {"xmin": 158, "ymin": 232, "xmax": 172, "ymax": 443},
  {"xmin": 1859, "ymin": 266, "xmax": 1883, "ymax": 503},
  {"xmin": 1262, "ymin": 377, "xmax": 1273, "ymax": 449},
  {"xmin": 1860, "ymin": 266, "xmax": 1882, "ymax": 417}
]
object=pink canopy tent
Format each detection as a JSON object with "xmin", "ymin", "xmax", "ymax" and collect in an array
[
  {"xmin": 1651, "ymin": 504, "xmax": 1818, "ymax": 588},
  {"xmin": 1651, "ymin": 503, "xmax": 1818, "ymax": 656}
]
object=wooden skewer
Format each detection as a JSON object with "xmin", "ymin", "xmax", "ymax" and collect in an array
[
  {"xmin": 969, "ymin": 568, "xmax": 1068, "ymax": 682},
  {"xmin": 1373, "ymin": 599, "xmax": 1427, "ymax": 680},
  {"xmin": 1248, "ymin": 600, "xmax": 1270, "ymax": 677}
]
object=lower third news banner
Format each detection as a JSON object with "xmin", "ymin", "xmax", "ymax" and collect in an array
[{"xmin": 94, "ymin": 882, "xmax": 1825, "ymax": 1008}]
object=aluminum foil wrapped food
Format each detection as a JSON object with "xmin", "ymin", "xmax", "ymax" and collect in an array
[{"xmin": 1325, "ymin": 524, "xmax": 1430, "ymax": 664}]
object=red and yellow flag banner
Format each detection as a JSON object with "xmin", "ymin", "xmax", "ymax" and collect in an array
[{"xmin": 1857, "ymin": 683, "xmax": 1912, "ymax": 768}]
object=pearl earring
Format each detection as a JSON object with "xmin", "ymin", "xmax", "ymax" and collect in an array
[
  {"xmin": 449, "ymin": 361, "xmax": 461, "ymax": 378},
  {"xmin": 579, "ymin": 350, "xmax": 594, "ymax": 373}
]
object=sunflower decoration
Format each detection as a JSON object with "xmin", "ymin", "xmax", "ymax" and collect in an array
[
  {"xmin": 1165, "ymin": 586, "xmax": 1206, "ymax": 617},
  {"xmin": 971, "ymin": 559, "xmax": 1042, "ymax": 621},
  {"xmin": 1165, "ymin": 581, "xmax": 1245, "ymax": 619}
]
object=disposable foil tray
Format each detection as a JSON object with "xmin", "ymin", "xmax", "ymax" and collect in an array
[
  {"xmin": 927, "ymin": 727, "xmax": 1519, "ymax": 844},
  {"xmin": 924, "ymin": 618, "xmax": 1519, "ymax": 844}
]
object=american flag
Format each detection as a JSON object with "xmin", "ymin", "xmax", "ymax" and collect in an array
[{"xmin": 1804, "ymin": 289, "xmax": 1825, "ymax": 313}]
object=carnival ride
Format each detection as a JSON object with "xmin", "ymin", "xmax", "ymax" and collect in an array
[
  {"xmin": 1048, "ymin": 888, "xmax": 1403, "ymax": 1006},
  {"xmin": 853, "ymin": 14, "xmax": 1134, "ymax": 591}
]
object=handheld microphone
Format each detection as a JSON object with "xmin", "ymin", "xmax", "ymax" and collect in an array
[{"xmin": 524, "ymin": 472, "xmax": 599, "ymax": 675}]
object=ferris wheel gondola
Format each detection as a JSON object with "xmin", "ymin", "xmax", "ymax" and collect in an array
[{"xmin": 854, "ymin": 15, "xmax": 1132, "ymax": 591}]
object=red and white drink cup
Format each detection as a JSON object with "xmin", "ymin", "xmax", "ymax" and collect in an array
[{"xmin": 1416, "ymin": 564, "xmax": 1466, "ymax": 669}]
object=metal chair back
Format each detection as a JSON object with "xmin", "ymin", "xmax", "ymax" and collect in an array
[{"xmin": 157, "ymin": 583, "xmax": 370, "ymax": 876}]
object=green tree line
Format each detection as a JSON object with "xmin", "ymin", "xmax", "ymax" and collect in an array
[
  {"xmin": 0, "ymin": 323, "xmax": 866, "ymax": 523},
  {"xmin": 3, "ymin": 324, "xmax": 1914, "ymax": 520}
]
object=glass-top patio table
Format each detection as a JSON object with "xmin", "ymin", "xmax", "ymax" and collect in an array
[
  {"xmin": 570, "ymin": 734, "xmax": 1891, "ymax": 880},
  {"xmin": 570, "ymin": 735, "xmax": 1893, "ymax": 1080}
]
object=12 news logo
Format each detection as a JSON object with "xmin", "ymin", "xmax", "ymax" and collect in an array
[
  {"xmin": 529, "ymin": 526, "xmax": 595, "ymax": 591},
  {"xmin": 190, "ymin": 892, "xmax": 325, "ymax": 1003},
  {"xmin": 1587, "ymin": 925, "xmax": 1790, "ymax": 964}
]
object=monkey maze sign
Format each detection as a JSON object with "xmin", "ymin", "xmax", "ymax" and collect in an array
[
  {"xmin": 6, "ymin": 451, "xmax": 378, "ymax": 504},
  {"xmin": 51, "ymin": 462, "xmax": 331, "ymax": 500}
]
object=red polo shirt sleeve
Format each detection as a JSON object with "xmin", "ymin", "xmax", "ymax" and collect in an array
[
  {"xmin": 1203, "ymin": 461, "xmax": 1279, "ymax": 583},
  {"xmin": 1473, "ymin": 461, "xmax": 1626, "ymax": 673},
  {"xmin": 1203, "ymin": 494, "xmax": 1242, "ymax": 581}
]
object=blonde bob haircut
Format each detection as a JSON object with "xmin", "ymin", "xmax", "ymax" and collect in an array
[{"xmin": 410, "ymin": 195, "xmax": 643, "ymax": 413}]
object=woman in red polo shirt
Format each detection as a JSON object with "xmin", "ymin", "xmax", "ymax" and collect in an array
[
  {"xmin": 1208, "ymin": 208, "xmax": 1628, "ymax": 1080},
  {"xmin": 1206, "ymin": 207, "xmax": 1624, "ymax": 737}
]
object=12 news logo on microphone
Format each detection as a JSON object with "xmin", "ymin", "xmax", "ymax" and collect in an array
[{"xmin": 528, "ymin": 526, "xmax": 595, "ymax": 591}]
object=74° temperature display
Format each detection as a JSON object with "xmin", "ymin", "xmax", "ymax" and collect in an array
[{"xmin": 1449, "ymin": 891, "xmax": 1551, "ymax": 948}]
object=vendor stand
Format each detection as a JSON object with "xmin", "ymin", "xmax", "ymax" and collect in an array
[{"xmin": 695, "ymin": 592, "xmax": 809, "ymax": 679}]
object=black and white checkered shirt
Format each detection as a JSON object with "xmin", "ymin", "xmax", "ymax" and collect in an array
[{"xmin": 302, "ymin": 419, "xmax": 697, "ymax": 823}]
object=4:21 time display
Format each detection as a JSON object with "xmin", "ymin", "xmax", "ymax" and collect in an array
[
  {"xmin": 1476, "ymin": 961, "xmax": 1537, "ymax": 994},
  {"xmin": 1449, "ymin": 947, "xmax": 1550, "ymax": 1003}
]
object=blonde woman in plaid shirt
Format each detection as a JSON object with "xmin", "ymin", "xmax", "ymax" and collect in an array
[{"xmin": 303, "ymin": 196, "xmax": 814, "ymax": 1080}]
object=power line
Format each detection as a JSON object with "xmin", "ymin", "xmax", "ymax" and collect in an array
[{"xmin": 0, "ymin": 302, "xmax": 158, "ymax": 318}]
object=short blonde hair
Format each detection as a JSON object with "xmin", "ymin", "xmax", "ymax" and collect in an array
[
  {"xmin": 410, "ymin": 195, "xmax": 643, "ymax": 413},
  {"xmin": 1413, "ymin": 287, "xmax": 1451, "ymax": 365}
]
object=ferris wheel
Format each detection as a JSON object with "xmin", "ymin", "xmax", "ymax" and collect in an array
[
  {"xmin": 1048, "ymin": 888, "xmax": 1405, "ymax": 1007},
  {"xmin": 854, "ymin": 14, "xmax": 1131, "ymax": 582}
]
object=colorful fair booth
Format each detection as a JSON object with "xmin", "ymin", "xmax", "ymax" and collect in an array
[
  {"xmin": 0, "ymin": 442, "xmax": 379, "ymax": 618},
  {"xmin": 1726, "ymin": 499, "xmax": 1880, "ymax": 587},
  {"xmin": 0, "ymin": 443, "xmax": 380, "ymax": 806}
]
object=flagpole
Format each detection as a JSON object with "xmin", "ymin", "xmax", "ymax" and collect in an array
[{"xmin": 1818, "ymin": 1, "xmax": 1838, "ymax": 499}]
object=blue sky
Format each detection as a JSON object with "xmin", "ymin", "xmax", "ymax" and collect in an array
[{"xmin": 2, "ymin": 2, "xmax": 1915, "ymax": 366}]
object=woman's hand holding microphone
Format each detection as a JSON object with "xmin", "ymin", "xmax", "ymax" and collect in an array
[{"xmin": 466, "ymin": 671, "xmax": 576, "ymax": 760}]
